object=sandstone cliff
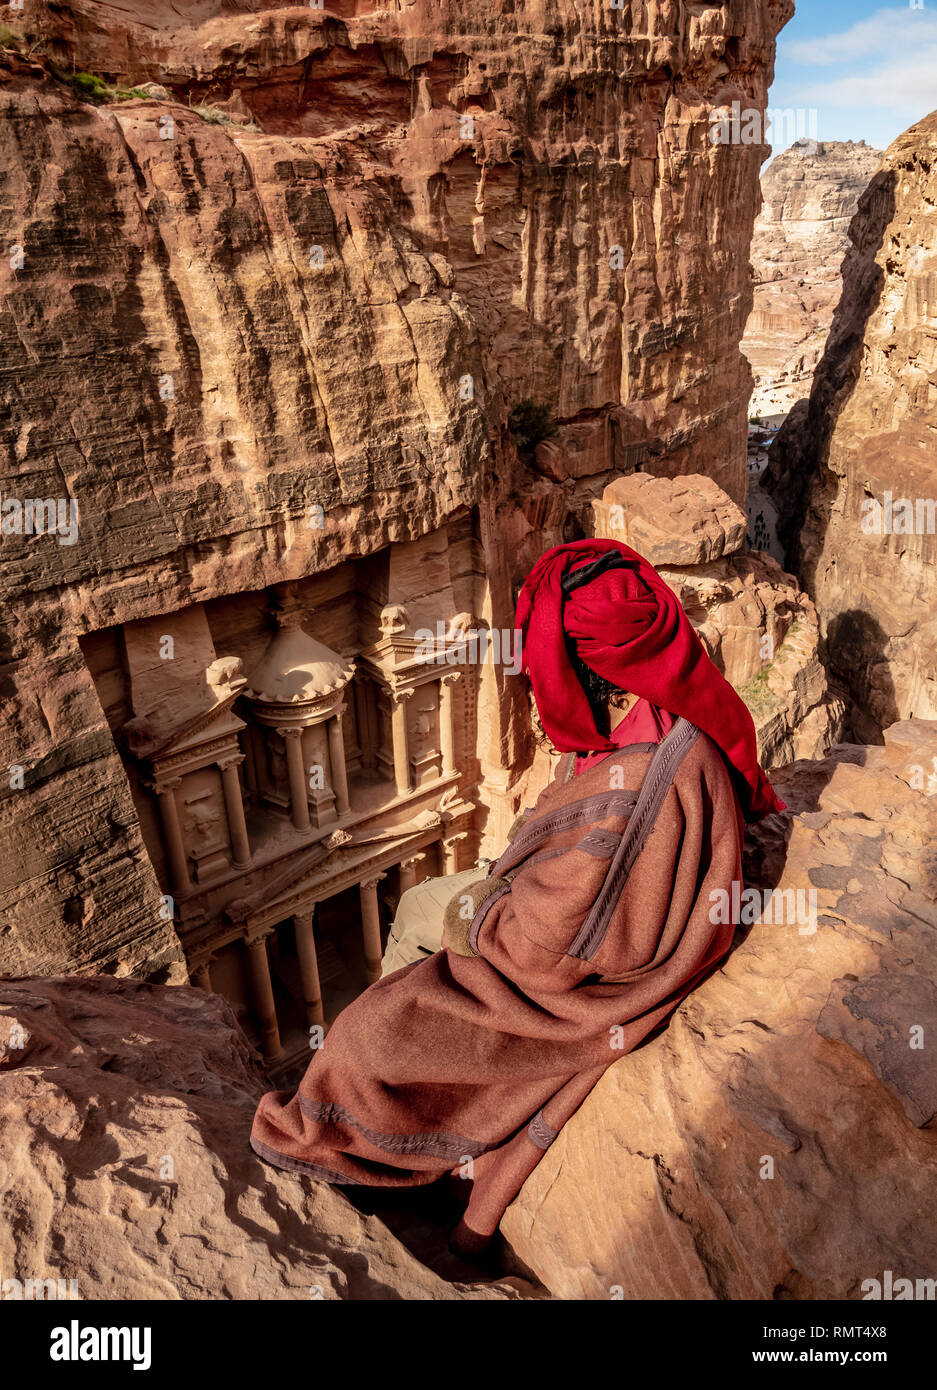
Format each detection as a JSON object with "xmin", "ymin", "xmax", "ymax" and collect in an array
[
  {"xmin": 767, "ymin": 113, "xmax": 937, "ymax": 743},
  {"xmin": 0, "ymin": 2, "xmax": 794, "ymax": 979},
  {"xmin": 742, "ymin": 139, "xmax": 881, "ymax": 418}
]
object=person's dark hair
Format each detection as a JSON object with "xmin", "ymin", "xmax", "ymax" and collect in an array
[{"xmin": 568, "ymin": 646, "xmax": 626, "ymax": 738}]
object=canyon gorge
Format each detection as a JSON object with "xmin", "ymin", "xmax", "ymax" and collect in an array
[
  {"xmin": 0, "ymin": 0, "xmax": 935, "ymax": 1302},
  {"xmin": 743, "ymin": 137, "xmax": 881, "ymax": 420}
]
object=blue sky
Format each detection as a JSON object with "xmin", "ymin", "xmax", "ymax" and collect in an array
[{"xmin": 769, "ymin": 0, "xmax": 937, "ymax": 154}]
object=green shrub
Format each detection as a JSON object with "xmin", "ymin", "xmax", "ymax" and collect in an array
[
  {"xmin": 0, "ymin": 24, "xmax": 23, "ymax": 48},
  {"xmin": 508, "ymin": 399, "xmax": 558, "ymax": 457},
  {"xmin": 72, "ymin": 71, "xmax": 111, "ymax": 102}
]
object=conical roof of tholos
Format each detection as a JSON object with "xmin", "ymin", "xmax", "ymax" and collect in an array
[{"xmin": 246, "ymin": 626, "xmax": 353, "ymax": 703}]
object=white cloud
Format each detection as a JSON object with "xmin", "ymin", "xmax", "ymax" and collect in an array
[
  {"xmin": 788, "ymin": 53, "xmax": 937, "ymax": 114},
  {"xmin": 785, "ymin": 6, "xmax": 937, "ymax": 66}
]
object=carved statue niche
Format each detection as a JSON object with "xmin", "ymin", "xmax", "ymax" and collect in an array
[
  {"xmin": 409, "ymin": 685, "xmax": 442, "ymax": 786},
  {"xmin": 181, "ymin": 772, "xmax": 230, "ymax": 883}
]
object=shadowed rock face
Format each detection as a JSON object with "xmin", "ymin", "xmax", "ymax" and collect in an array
[
  {"xmin": 0, "ymin": 2, "xmax": 794, "ymax": 980},
  {"xmin": 767, "ymin": 112, "xmax": 937, "ymax": 742},
  {"xmin": 743, "ymin": 139, "xmax": 882, "ymax": 418},
  {"xmin": 502, "ymin": 720, "xmax": 937, "ymax": 1300},
  {"xmin": 0, "ymin": 974, "xmax": 538, "ymax": 1299}
]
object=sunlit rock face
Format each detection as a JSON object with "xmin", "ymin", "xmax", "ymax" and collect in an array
[
  {"xmin": 17, "ymin": 0, "xmax": 795, "ymax": 504},
  {"xmin": 0, "ymin": 974, "xmax": 537, "ymax": 1299},
  {"xmin": 743, "ymin": 139, "xmax": 881, "ymax": 419},
  {"xmin": 502, "ymin": 720, "xmax": 937, "ymax": 1299},
  {"xmin": 767, "ymin": 112, "xmax": 937, "ymax": 743},
  {"xmin": 0, "ymin": 2, "xmax": 793, "ymax": 989},
  {"xmin": 591, "ymin": 472, "xmax": 844, "ymax": 770}
]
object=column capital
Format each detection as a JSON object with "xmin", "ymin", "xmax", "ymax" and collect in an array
[
  {"xmin": 359, "ymin": 872, "xmax": 387, "ymax": 891},
  {"xmin": 440, "ymin": 669, "xmax": 464, "ymax": 686},
  {"xmin": 147, "ymin": 776, "xmax": 183, "ymax": 794},
  {"xmin": 400, "ymin": 853, "xmax": 424, "ymax": 871},
  {"xmin": 390, "ymin": 686, "xmax": 414, "ymax": 706},
  {"xmin": 245, "ymin": 925, "xmax": 277, "ymax": 946},
  {"xmin": 443, "ymin": 831, "xmax": 469, "ymax": 847},
  {"xmin": 217, "ymin": 753, "xmax": 245, "ymax": 772},
  {"xmin": 275, "ymin": 725, "xmax": 305, "ymax": 740}
]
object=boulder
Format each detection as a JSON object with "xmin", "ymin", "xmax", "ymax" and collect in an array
[{"xmin": 591, "ymin": 472, "xmax": 747, "ymax": 566}]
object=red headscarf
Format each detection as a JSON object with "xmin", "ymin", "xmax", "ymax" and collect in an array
[{"xmin": 516, "ymin": 539, "xmax": 785, "ymax": 821}]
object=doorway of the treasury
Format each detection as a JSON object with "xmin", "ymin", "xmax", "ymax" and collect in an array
[{"xmin": 223, "ymin": 843, "xmax": 445, "ymax": 1081}]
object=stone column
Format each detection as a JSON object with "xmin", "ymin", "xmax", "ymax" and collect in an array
[
  {"xmin": 438, "ymin": 671, "xmax": 462, "ymax": 778},
  {"xmin": 359, "ymin": 873, "xmax": 386, "ymax": 985},
  {"xmin": 218, "ymin": 754, "xmax": 251, "ymax": 867},
  {"xmin": 293, "ymin": 909, "xmax": 324, "ymax": 1029},
  {"xmin": 190, "ymin": 956, "xmax": 213, "ymax": 992},
  {"xmin": 390, "ymin": 689, "xmax": 412, "ymax": 798},
  {"xmin": 150, "ymin": 777, "xmax": 192, "ymax": 895},
  {"xmin": 245, "ymin": 931, "xmax": 283, "ymax": 1062},
  {"xmin": 242, "ymin": 726, "xmax": 260, "ymax": 801},
  {"xmin": 353, "ymin": 676, "xmax": 373, "ymax": 768},
  {"xmin": 442, "ymin": 832, "xmax": 468, "ymax": 875},
  {"xmin": 277, "ymin": 726, "xmax": 310, "ymax": 832},
  {"xmin": 399, "ymin": 854, "xmax": 423, "ymax": 894},
  {"xmin": 327, "ymin": 706, "xmax": 351, "ymax": 816}
]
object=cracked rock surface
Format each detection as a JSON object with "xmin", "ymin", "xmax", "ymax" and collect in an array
[{"xmin": 0, "ymin": 975, "xmax": 535, "ymax": 1299}]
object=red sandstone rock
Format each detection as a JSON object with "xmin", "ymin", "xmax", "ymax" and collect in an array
[
  {"xmin": 0, "ymin": 975, "xmax": 535, "ymax": 1299},
  {"xmin": 768, "ymin": 112, "xmax": 937, "ymax": 741},
  {"xmin": 592, "ymin": 471, "xmax": 747, "ymax": 566},
  {"xmin": 0, "ymin": 3, "xmax": 793, "ymax": 982}
]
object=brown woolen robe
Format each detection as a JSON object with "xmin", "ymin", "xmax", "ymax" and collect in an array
[{"xmin": 250, "ymin": 718, "xmax": 743, "ymax": 1250}]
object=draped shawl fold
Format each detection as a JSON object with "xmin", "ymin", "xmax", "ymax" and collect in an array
[{"xmin": 516, "ymin": 539, "xmax": 785, "ymax": 820}]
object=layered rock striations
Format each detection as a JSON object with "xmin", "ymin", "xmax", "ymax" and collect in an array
[
  {"xmin": 743, "ymin": 139, "xmax": 881, "ymax": 418},
  {"xmin": 767, "ymin": 113, "xmax": 937, "ymax": 743},
  {"xmin": 0, "ymin": 2, "xmax": 794, "ymax": 980}
]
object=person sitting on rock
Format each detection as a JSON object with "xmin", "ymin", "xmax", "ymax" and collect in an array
[{"xmin": 250, "ymin": 539, "xmax": 785, "ymax": 1254}]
